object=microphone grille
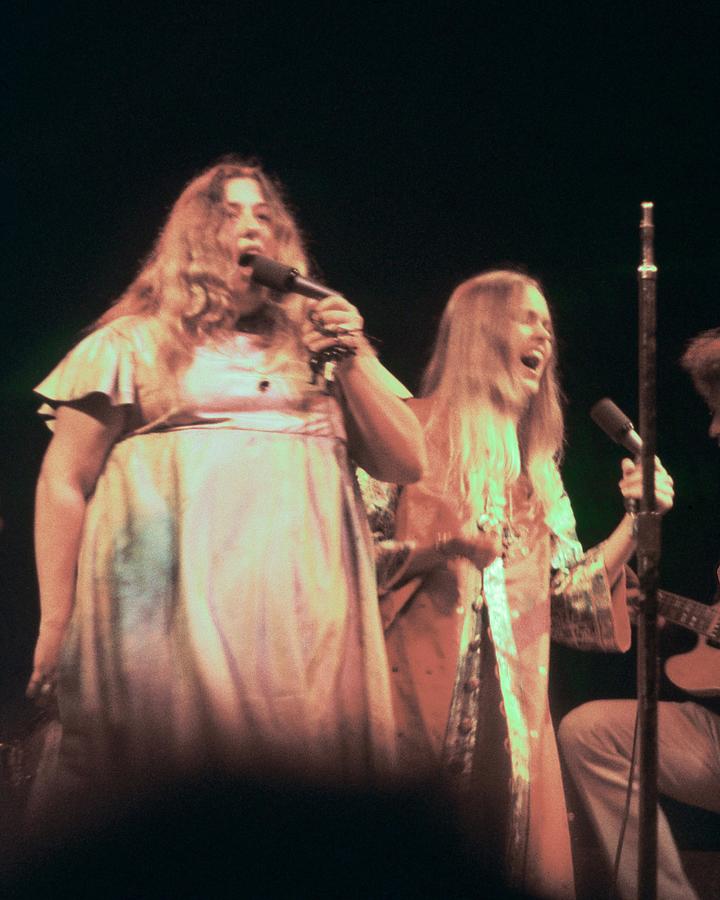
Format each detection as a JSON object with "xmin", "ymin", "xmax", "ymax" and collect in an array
[
  {"xmin": 241, "ymin": 254, "xmax": 297, "ymax": 293},
  {"xmin": 590, "ymin": 398, "xmax": 642, "ymax": 453}
]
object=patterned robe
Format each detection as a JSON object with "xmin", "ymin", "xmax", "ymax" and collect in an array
[{"xmin": 358, "ymin": 400, "xmax": 630, "ymax": 899}]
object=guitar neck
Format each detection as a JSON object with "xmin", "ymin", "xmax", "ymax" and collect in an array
[{"xmin": 657, "ymin": 589, "xmax": 720, "ymax": 640}]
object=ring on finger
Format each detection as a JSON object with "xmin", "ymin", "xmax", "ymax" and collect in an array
[{"xmin": 38, "ymin": 674, "xmax": 56, "ymax": 694}]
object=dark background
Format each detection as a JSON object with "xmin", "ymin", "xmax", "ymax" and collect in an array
[{"xmin": 3, "ymin": 0, "xmax": 719, "ymax": 841}]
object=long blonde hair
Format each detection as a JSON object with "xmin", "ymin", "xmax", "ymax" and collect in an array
[
  {"xmin": 421, "ymin": 270, "xmax": 565, "ymax": 526},
  {"xmin": 94, "ymin": 157, "xmax": 309, "ymax": 373}
]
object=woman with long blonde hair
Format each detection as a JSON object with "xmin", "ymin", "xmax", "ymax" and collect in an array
[
  {"xmin": 27, "ymin": 157, "xmax": 425, "ymax": 803},
  {"xmin": 371, "ymin": 270, "xmax": 674, "ymax": 898}
]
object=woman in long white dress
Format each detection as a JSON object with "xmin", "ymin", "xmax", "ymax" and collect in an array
[{"xmin": 27, "ymin": 158, "xmax": 426, "ymax": 799}]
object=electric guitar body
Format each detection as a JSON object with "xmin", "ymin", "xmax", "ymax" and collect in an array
[
  {"xmin": 664, "ymin": 634, "xmax": 720, "ymax": 697},
  {"xmin": 655, "ymin": 589, "xmax": 720, "ymax": 697}
]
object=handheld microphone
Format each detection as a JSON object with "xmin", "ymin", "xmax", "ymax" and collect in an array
[
  {"xmin": 590, "ymin": 398, "xmax": 642, "ymax": 454},
  {"xmin": 239, "ymin": 253, "xmax": 354, "ymax": 387},
  {"xmin": 238, "ymin": 253, "xmax": 338, "ymax": 300}
]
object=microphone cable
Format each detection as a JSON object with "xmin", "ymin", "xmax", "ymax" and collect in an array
[{"xmin": 610, "ymin": 704, "xmax": 641, "ymax": 898}]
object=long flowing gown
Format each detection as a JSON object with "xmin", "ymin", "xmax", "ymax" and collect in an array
[{"xmin": 34, "ymin": 315, "xmax": 396, "ymax": 790}]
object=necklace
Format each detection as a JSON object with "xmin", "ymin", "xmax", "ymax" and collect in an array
[{"xmin": 475, "ymin": 483, "xmax": 534, "ymax": 562}]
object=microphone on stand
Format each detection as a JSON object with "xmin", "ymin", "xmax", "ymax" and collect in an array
[
  {"xmin": 590, "ymin": 397, "xmax": 642, "ymax": 454},
  {"xmin": 239, "ymin": 253, "xmax": 355, "ymax": 386},
  {"xmin": 590, "ymin": 397, "xmax": 642, "ymax": 514}
]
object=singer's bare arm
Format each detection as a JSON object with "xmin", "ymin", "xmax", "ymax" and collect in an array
[
  {"xmin": 599, "ymin": 456, "xmax": 674, "ymax": 583},
  {"xmin": 336, "ymin": 353, "xmax": 426, "ymax": 482},
  {"xmin": 28, "ymin": 398, "xmax": 126, "ymax": 697},
  {"xmin": 301, "ymin": 295, "xmax": 426, "ymax": 484}
]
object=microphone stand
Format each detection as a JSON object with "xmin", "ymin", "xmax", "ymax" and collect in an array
[{"xmin": 636, "ymin": 201, "xmax": 661, "ymax": 900}]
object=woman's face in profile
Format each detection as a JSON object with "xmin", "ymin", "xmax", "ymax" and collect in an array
[{"xmin": 506, "ymin": 285, "xmax": 553, "ymax": 398}]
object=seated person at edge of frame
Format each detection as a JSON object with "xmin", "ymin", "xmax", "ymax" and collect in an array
[
  {"xmin": 24, "ymin": 157, "xmax": 427, "ymax": 822},
  {"xmin": 559, "ymin": 327, "xmax": 720, "ymax": 900},
  {"xmin": 358, "ymin": 269, "xmax": 675, "ymax": 899}
]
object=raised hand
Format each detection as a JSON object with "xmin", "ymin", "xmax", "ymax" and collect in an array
[
  {"xmin": 619, "ymin": 457, "xmax": 674, "ymax": 515},
  {"xmin": 301, "ymin": 295, "xmax": 366, "ymax": 357}
]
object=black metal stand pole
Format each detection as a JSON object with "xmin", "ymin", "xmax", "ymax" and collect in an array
[{"xmin": 637, "ymin": 201, "xmax": 661, "ymax": 900}]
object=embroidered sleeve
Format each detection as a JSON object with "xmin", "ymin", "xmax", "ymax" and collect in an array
[
  {"xmin": 549, "ymin": 493, "xmax": 631, "ymax": 651},
  {"xmin": 355, "ymin": 467, "xmax": 415, "ymax": 594},
  {"xmin": 375, "ymin": 541, "xmax": 415, "ymax": 595}
]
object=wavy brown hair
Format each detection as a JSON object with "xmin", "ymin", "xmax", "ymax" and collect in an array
[
  {"xmin": 94, "ymin": 157, "xmax": 309, "ymax": 373},
  {"xmin": 420, "ymin": 270, "xmax": 565, "ymax": 526},
  {"xmin": 681, "ymin": 327, "xmax": 720, "ymax": 403}
]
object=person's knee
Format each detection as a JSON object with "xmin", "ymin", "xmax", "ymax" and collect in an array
[
  {"xmin": 558, "ymin": 701, "xmax": 610, "ymax": 759},
  {"xmin": 559, "ymin": 700, "xmax": 637, "ymax": 768}
]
